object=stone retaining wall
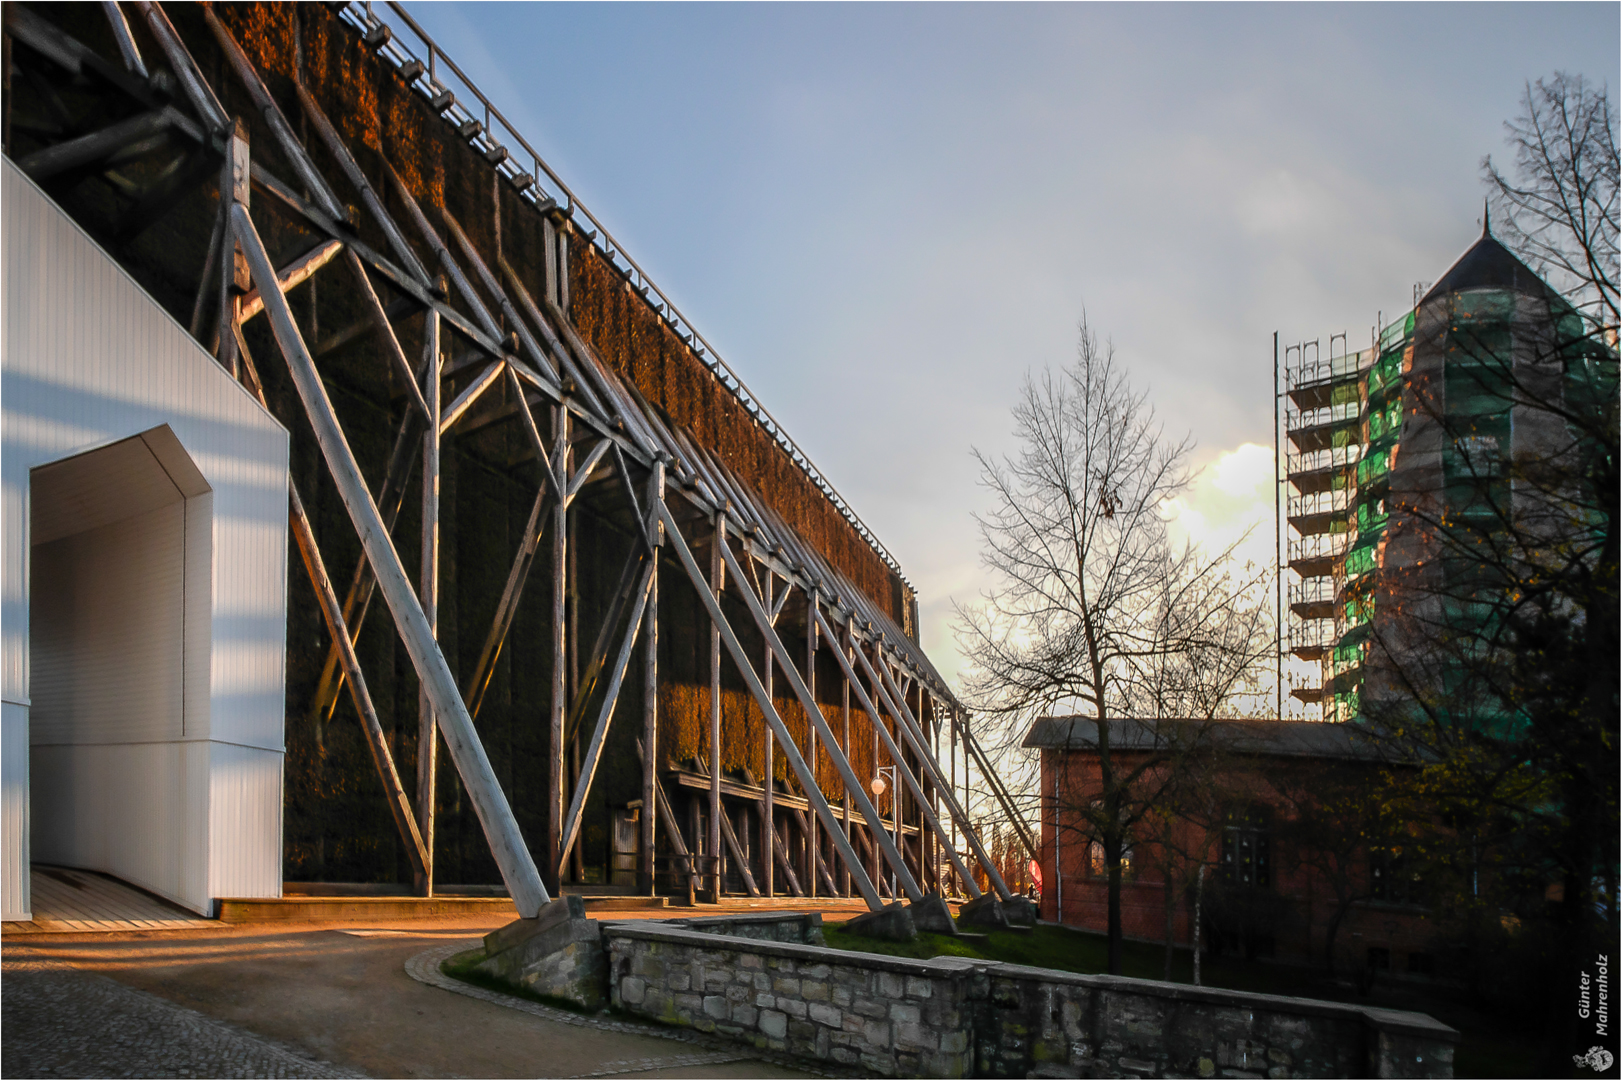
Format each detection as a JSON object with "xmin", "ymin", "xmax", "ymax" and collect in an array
[{"xmin": 600, "ymin": 921, "xmax": 1457, "ymax": 1079}]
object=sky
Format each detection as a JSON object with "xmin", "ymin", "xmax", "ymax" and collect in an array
[{"xmin": 400, "ymin": 1, "xmax": 1617, "ymax": 698}]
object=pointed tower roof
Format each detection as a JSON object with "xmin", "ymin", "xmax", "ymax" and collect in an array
[{"xmin": 1420, "ymin": 212, "xmax": 1562, "ymax": 306}]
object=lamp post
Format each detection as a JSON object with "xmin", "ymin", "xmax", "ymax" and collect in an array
[{"xmin": 872, "ymin": 768, "xmax": 897, "ymax": 900}]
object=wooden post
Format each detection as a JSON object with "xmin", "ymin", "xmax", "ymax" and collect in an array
[
  {"xmin": 762, "ymin": 567, "xmax": 775, "ymax": 898},
  {"xmin": 569, "ymin": 504, "xmax": 584, "ymax": 885},
  {"xmin": 639, "ymin": 459, "xmax": 663, "ymax": 896},
  {"xmin": 218, "ymin": 117, "xmax": 249, "ymax": 378},
  {"xmin": 658, "ymin": 504, "xmax": 886, "ymax": 907},
  {"xmin": 841, "ymin": 618, "xmax": 853, "ymax": 897},
  {"xmin": 805, "ymin": 586, "xmax": 818, "ymax": 898},
  {"xmin": 708, "ymin": 511, "xmax": 726, "ymax": 901},
  {"xmin": 415, "ymin": 308, "xmax": 440, "ymax": 897},
  {"xmin": 549, "ymin": 402, "xmax": 570, "ymax": 894},
  {"xmin": 233, "ymin": 203, "xmax": 548, "ymax": 916}
]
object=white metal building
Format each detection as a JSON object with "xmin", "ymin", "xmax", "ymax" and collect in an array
[{"xmin": 2, "ymin": 160, "xmax": 290, "ymax": 919}]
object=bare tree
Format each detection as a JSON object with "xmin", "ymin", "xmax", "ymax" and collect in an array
[
  {"xmin": 957, "ymin": 318, "xmax": 1271, "ymax": 974},
  {"xmin": 1484, "ymin": 73, "xmax": 1619, "ymax": 328}
]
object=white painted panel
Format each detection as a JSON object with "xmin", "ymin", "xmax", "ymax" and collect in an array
[
  {"xmin": 2, "ymin": 159, "xmax": 288, "ymax": 750},
  {"xmin": 31, "ymin": 740, "xmax": 210, "ymax": 914},
  {"xmin": 208, "ymin": 742, "xmax": 282, "ymax": 900},
  {"xmin": 31, "ymin": 501, "xmax": 186, "ymax": 745},
  {"xmin": 3, "ymin": 160, "xmax": 289, "ymax": 914},
  {"xmin": 1, "ymin": 702, "xmax": 29, "ymax": 920}
]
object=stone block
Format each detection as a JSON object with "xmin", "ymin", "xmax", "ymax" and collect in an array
[
  {"xmin": 760, "ymin": 1009, "xmax": 788, "ymax": 1039},
  {"xmin": 803, "ymin": 962, "xmax": 832, "ymax": 979},
  {"xmin": 891, "ymin": 1002, "xmax": 921, "ymax": 1024},
  {"xmin": 739, "ymin": 954, "xmax": 763, "ymax": 969},
  {"xmin": 733, "ymin": 1004, "xmax": 757, "ymax": 1028},
  {"xmin": 855, "ymin": 997, "xmax": 889, "ymax": 1019},
  {"xmin": 940, "ymin": 1029, "xmax": 969, "ymax": 1054},
  {"xmin": 726, "ymin": 984, "xmax": 750, "ymax": 1004},
  {"xmin": 878, "ymin": 972, "xmax": 906, "ymax": 998},
  {"xmin": 844, "ymin": 900, "xmax": 918, "ymax": 942},
  {"xmin": 474, "ymin": 897, "xmax": 607, "ymax": 1011},
  {"xmin": 957, "ymin": 891, "xmax": 1009, "ymax": 929},
  {"xmin": 833, "ymin": 986, "xmax": 852, "ymax": 1007},
  {"xmin": 907, "ymin": 890, "xmax": 960, "ymax": 935},
  {"xmin": 779, "ymin": 997, "xmax": 808, "ymax": 1019},
  {"xmin": 1002, "ymin": 894, "xmax": 1039, "ymax": 926},
  {"xmin": 905, "ymin": 976, "xmax": 933, "ymax": 998},
  {"xmin": 897, "ymin": 1022, "xmax": 937, "ymax": 1051},
  {"xmin": 620, "ymin": 976, "xmax": 646, "ymax": 1005},
  {"xmin": 755, "ymin": 991, "xmax": 775, "ymax": 1009},
  {"xmin": 802, "ymin": 980, "xmax": 830, "ymax": 1001},
  {"xmin": 702, "ymin": 994, "xmax": 729, "ymax": 1020},
  {"xmin": 790, "ymin": 1020, "xmax": 817, "ymax": 1042},
  {"xmin": 809, "ymin": 1002, "xmax": 842, "ymax": 1027},
  {"xmin": 773, "ymin": 976, "xmax": 801, "ymax": 996},
  {"xmin": 754, "ymin": 972, "xmax": 772, "ymax": 991}
]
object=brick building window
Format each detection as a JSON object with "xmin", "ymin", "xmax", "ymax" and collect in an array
[
  {"xmin": 1220, "ymin": 806, "xmax": 1272, "ymax": 888},
  {"xmin": 1087, "ymin": 840, "xmax": 1133, "ymax": 879},
  {"xmin": 1369, "ymin": 848, "xmax": 1420, "ymax": 905}
]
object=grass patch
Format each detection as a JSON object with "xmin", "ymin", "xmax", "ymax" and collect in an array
[
  {"xmin": 821, "ymin": 919, "xmax": 1538, "ymax": 1078},
  {"xmin": 439, "ymin": 947, "xmax": 594, "ymax": 1014}
]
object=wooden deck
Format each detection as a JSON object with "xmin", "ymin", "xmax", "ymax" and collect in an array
[{"xmin": 3, "ymin": 866, "xmax": 213, "ymax": 934}]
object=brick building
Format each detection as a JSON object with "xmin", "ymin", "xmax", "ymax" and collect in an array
[{"xmin": 1023, "ymin": 717, "xmax": 1440, "ymax": 978}]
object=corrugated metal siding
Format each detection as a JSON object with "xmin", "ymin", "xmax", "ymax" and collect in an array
[
  {"xmin": 208, "ymin": 742, "xmax": 283, "ymax": 900},
  {"xmin": 1, "ymin": 702, "xmax": 29, "ymax": 920},
  {"xmin": 31, "ymin": 741, "xmax": 210, "ymax": 913},
  {"xmin": 2, "ymin": 161, "xmax": 290, "ymax": 913},
  {"xmin": 30, "ymin": 500, "xmax": 186, "ymax": 745}
]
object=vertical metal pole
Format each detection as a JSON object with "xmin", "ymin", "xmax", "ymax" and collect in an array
[
  {"xmin": 1274, "ymin": 330, "xmax": 1284, "ymax": 721},
  {"xmin": 762, "ymin": 568, "xmax": 775, "ymax": 898},
  {"xmin": 549, "ymin": 402, "xmax": 570, "ymax": 893},
  {"xmin": 805, "ymin": 586, "xmax": 818, "ymax": 898},
  {"xmin": 709, "ymin": 511, "xmax": 726, "ymax": 901},
  {"xmin": 639, "ymin": 460, "xmax": 664, "ymax": 896},
  {"xmin": 415, "ymin": 309, "xmax": 440, "ymax": 897}
]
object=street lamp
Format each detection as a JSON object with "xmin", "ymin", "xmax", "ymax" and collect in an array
[{"xmin": 872, "ymin": 767, "xmax": 897, "ymax": 899}]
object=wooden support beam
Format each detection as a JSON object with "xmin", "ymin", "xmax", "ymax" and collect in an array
[
  {"xmin": 791, "ymin": 806, "xmax": 840, "ymax": 897},
  {"xmin": 852, "ymin": 636, "xmax": 1005, "ymax": 899},
  {"xmin": 761, "ymin": 565, "xmax": 775, "ymax": 898},
  {"xmin": 718, "ymin": 803, "xmax": 762, "ymax": 898},
  {"xmin": 101, "ymin": 1, "xmax": 147, "ymax": 77},
  {"xmin": 203, "ymin": 5, "xmax": 346, "ymax": 221},
  {"xmin": 548, "ymin": 402, "xmax": 570, "ymax": 893},
  {"xmin": 17, "ymin": 107, "xmax": 173, "ymax": 180},
  {"xmin": 337, "ymin": 249, "xmax": 430, "ymax": 420},
  {"xmin": 217, "ymin": 120, "xmax": 248, "ymax": 379},
  {"xmin": 841, "ymin": 621, "xmax": 853, "ymax": 896},
  {"xmin": 294, "ymin": 80, "xmax": 433, "ymax": 287},
  {"xmin": 773, "ymin": 820, "xmax": 805, "ymax": 897},
  {"xmin": 661, "ymin": 503, "xmax": 888, "ymax": 908},
  {"xmin": 235, "ymin": 238, "xmax": 343, "ymax": 324},
  {"xmin": 708, "ymin": 511, "xmax": 725, "ymax": 903},
  {"xmin": 312, "ymin": 410, "xmax": 423, "ymax": 720},
  {"xmin": 808, "ymin": 605, "xmax": 983, "ymax": 899},
  {"xmin": 133, "ymin": 1, "xmax": 227, "ymax": 132},
  {"xmin": 464, "ymin": 484, "xmax": 547, "ymax": 718},
  {"xmin": 558, "ymin": 557, "xmax": 655, "ymax": 867},
  {"xmin": 563, "ymin": 548, "xmax": 649, "ymax": 748},
  {"xmin": 439, "ymin": 360, "xmax": 505, "ymax": 434},
  {"xmin": 806, "ymin": 585, "xmax": 818, "ymax": 898},
  {"xmin": 639, "ymin": 462, "xmax": 663, "ymax": 896},
  {"xmin": 234, "ymin": 201, "xmax": 548, "ymax": 917},
  {"xmin": 224, "ymin": 322, "xmax": 429, "ymax": 884},
  {"xmin": 415, "ymin": 309, "xmax": 440, "ymax": 898}
]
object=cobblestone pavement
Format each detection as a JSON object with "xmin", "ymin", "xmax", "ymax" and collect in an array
[{"xmin": 2, "ymin": 958, "xmax": 363, "ymax": 1078}]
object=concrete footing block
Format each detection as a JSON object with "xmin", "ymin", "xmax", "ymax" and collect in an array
[
  {"xmin": 842, "ymin": 900, "xmax": 917, "ymax": 942},
  {"xmin": 957, "ymin": 891, "xmax": 1008, "ymax": 929},
  {"xmin": 476, "ymin": 894, "xmax": 608, "ymax": 1010},
  {"xmin": 907, "ymin": 891, "xmax": 959, "ymax": 935},
  {"xmin": 1002, "ymin": 895, "xmax": 1038, "ymax": 927}
]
